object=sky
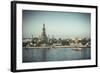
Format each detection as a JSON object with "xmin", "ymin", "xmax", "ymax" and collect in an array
[{"xmin": 22, "ymin": 10, "xmax": 91, "ymax": 39}]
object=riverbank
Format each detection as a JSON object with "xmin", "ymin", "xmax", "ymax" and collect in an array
[{"xmin": 23, "ymin": 46, "xmax": 90, "ymax": 49}]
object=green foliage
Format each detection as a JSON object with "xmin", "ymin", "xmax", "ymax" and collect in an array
[
  {"xmin": 61, "ymin": 40, "xmax": 70, "ymax": 45},
  {"xmin": 81, "ymin": 38, "xmax": 88, "ymax": 45}
]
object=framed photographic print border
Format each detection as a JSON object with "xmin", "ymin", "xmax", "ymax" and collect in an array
[{"xmin": 11, "ymin": 1, "xmax": 98, "ymax": 72}]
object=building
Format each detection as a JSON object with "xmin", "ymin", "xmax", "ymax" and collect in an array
[{"xmin": 39, "ymin": 23, "xmax": 48, "ymax": 45}]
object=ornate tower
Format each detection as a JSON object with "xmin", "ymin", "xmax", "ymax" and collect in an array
[
  {"xmin": 43, "ymin": 23, "xmax": 46, "ymax": 37},
  {"xmin": 40, "ymin": 23, "xmax": 48, "ymax": 44}
]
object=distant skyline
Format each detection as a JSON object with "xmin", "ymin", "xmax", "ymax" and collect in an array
[{"xmin": 22, "ymin": 10, "xmax": 91, "ymax": 39}]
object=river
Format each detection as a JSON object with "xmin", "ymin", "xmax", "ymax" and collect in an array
[{"xmin": 23, "ymin": 48, "xmax": 91, "ymax": 63}]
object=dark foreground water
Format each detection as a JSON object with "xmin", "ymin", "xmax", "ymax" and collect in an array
[{"xmin": 23, "ymin": 48, "xmax": 91, "ymax": 63}]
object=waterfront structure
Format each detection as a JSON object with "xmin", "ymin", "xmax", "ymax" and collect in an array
[{"xmin": 23, "ymin": 24, "xmax": 91, "ymax": 48}]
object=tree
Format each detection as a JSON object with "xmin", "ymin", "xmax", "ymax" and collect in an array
[
  {"xmin": 61, "ymin": 40, "xmax": 70, "ymax": 46},
  {"xmin": 81, "ymin": 38, "xmax": 88, "ymax": 45}
]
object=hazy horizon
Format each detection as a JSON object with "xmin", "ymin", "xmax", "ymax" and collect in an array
[{"xmin": 22, "ymin": 10, "xmax": 91, "ymax": 39}]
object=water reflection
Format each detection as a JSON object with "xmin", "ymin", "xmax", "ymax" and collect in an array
[{"xmin": 23, "ymin": 48, "xmax": 91, "ymax": 63}]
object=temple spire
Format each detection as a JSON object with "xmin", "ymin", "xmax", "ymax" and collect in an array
[
  {"xmin": 43, "ymin": 23, "xmax": 46, "ymax": 35},
  {"xmin": 43, "ymin": 23, "xmax": 45, "ymax": 28},
  {"xmin": 40, "ymin": 23, "xmax": 48, "ymax": 44}
]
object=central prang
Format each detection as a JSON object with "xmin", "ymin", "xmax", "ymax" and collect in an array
[{"xmin": 38, "ymin": 23, "xmax": 48, "ymax": 46}]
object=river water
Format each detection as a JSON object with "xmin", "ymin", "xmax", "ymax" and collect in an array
[{"xmin": 23, "ymin": 48, "xmax": 91, "ymax": 63}]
